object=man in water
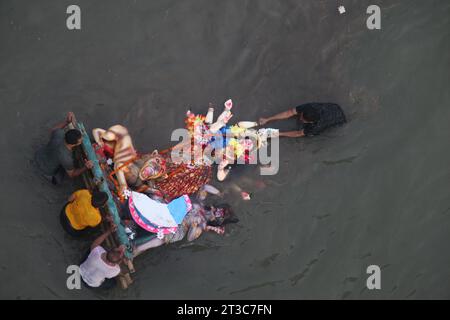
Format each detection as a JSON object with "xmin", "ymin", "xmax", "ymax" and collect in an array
[
  {"xmin": 35, "ymin": 112, "xmax": 93, "ymax": 184},
  {"xmin": 79, "ymin": 225, "xmax": 125, "ymax": 289},
  {"xmin": 259, "ymin": 103, "xmax": 346, "ymax": 137},
  {"xmin": 60, "ymin": 189, "xmax": 109, "ymax": 237}
]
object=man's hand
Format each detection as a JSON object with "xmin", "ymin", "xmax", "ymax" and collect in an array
[
  {"xmin": 259, "ymin": 117, "xmax": 269, "ymax": 126},
  {"xmin": 108, "ymin": 218, "xmax": 116, "ymax": 231},
  {"xmin": 92, "ymin": 223, "xmax": 116, "ymax": 250},
  {"xmin": 109, "ymin": 223, "xmax": 118, "ymax": 233},
  {"xmin": 66, "ymin": 112, "xmax": 76, "ymax": 124},
  {"xmin": 117, "ymin": 244, "xmax": 126, "ymax": 254},
  {"xmin": 85, "ymin": 160, "xmax": 94, "ymax": 169},
  {"xmin": 104, "ymin": 214, "xmax": 113, "ymax": 225}
]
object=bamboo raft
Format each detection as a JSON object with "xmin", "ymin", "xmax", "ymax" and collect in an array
[
  {"xmin": 75, "ymin": 121, "xmax": 136, "ymax": 289},
  {"xmin": 71, "ymin": 119, "xmax": 212, "ymax": 289}
]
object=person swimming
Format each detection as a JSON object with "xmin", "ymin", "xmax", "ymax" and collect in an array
[{"xmin": 259, "ymin": 102, "xmax": 346, "ymax": 137}]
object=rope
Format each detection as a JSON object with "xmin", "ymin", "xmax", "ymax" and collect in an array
[{"xmin": 108, "ymin": 155, "xmax": 139, "ymax": 202}]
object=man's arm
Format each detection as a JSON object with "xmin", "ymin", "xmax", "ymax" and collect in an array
[
  {"xmin": 90, "ymin": 227, "xmax": 115, "ymax": 251},
  {"xmin": 68, "ymin": 192, "xmax": 77, "ymax": 203},
  {"xmin": 66, "ymin": 166, "xmax": 89, "ymax": 178},
  {"xmin": 278, "ymin": 130, "xmax": 305, "ymax": 138},
  {"xmin": 51, "ymin": 112, "xmax": 76, "ymax": 132},
  {"xmin": 66, "ymin": 160, "xmax": 93, "ymax": 178},
  {"xmin": 259, "ymin": 108, "xmax": 297, "ymax": 126}
]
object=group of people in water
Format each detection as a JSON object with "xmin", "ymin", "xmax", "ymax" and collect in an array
[{"xmin": 34, "ymin": 101, "xmax": 346, "ymax": 289}]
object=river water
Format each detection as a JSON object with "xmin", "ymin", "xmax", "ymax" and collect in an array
[{"xmin": 0, "ymin": 0, "xmax": 449, "ymax": 299}]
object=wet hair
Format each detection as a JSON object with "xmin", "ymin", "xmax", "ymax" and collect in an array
[
  {"xmin": 91, "ymin": 190, "xmax": 108, "ymax": 208},
  {"xmin": 206, "ymin": 204, "xmax": 239, "ymax": 227},
  {"xmin": 65, "ymin": 129, "xmax": 82, "ymax": 145},
  {"xmin": 106, "ymin": 249, "xmax": 122, "ymax": 264},
  {"xmin": 302, "ymin": 106, "xmax": 320, "ymax": 122}
]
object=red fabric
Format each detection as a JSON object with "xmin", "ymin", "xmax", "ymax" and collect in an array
[
  {"xmin": 155, "ymin": 160, "xmax": 212, "ymax": 201},
  {"xmin": 102, "ymin": 144, "xmax": 115, "ymax": 159}
]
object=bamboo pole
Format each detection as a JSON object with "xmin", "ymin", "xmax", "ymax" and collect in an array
[{"xmin": 74, "ymin": 121, "xmax": 135, "ymax": 289}]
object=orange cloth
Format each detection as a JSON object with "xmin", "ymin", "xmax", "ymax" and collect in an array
[{"xmin": 65, "ymin": 190, "xmax": 102, "ymax": 230}]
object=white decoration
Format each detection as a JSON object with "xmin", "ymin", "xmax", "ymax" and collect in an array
[
  {"xmin": 123, "ymin": 188, "xmax": 132, "ymax": 199},
  {"xmin": 131, "ymin": 191, "xmax": 178, "ymax": 227}
]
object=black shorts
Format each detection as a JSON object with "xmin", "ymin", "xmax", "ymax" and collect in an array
[{"xmin": 81, "ymin": 276, "xmax": 117, "ymax": 290}]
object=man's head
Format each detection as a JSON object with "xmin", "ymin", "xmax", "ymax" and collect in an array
[
  {"xmin": 91, "ymin": 190, "xmax": 109, "ymax": 208},
  {"xmin": 300, "ymin": 106, "xmax": 320, "ymax": 123},
  {"xmin": 205, "ymin": 204, "xmax": 239, "ymax": 227},
  {"xmin": 106, "ymin": 246, "xmax": 125, "ymax": 264},
  {"xmin": 64, "ymin": 129, "xmax": 82, "ymax": 146}
]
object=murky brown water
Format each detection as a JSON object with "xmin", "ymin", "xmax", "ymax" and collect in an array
[{"xmin": 0, "ymin": 0, "xmax": 449, "ymax": 299}]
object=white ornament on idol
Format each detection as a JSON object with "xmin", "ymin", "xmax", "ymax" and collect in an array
[{"xmin": 123, "ymin": 188, "xmax": 132, "ymax": 199}]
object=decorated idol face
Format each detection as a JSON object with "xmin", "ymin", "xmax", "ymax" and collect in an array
[
  {"xmin": 237, "ymin": 129, "xmax": 260, "ymax": 150},
  {"xmin": 140, "ymin": 156, "xmax": 166, "ymax": 181},
  {"xmin": 239, "ymin": 137, "xmax": 254, "ymax": 150}
]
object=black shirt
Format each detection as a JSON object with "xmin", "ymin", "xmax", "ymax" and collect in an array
[{"xmin": 296, "ymin": 103, "xmax": 346, "ymax": 136}]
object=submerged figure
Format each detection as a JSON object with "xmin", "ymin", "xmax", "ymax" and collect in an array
[
  {"xmin": 132, "ymin": 201, "xmax": 238, "ymax": 257},
  {"xmin": 35, "ymin": 112, "xmax": 93, "ymax": 184},
  {"xmin": 259, "ymin": 102, "xmax": 346, "ymax": 137}
]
